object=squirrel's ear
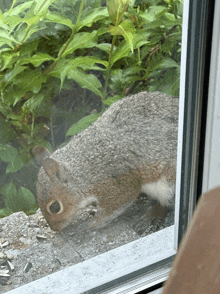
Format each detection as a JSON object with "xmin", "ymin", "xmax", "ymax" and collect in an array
[
  {"xmin": 33, "ymin": 146, "xmax": 51, "ymax": 165},
  {"xmin": 42, "ymin": 158, "xmax": 60, "ymax": 181}
]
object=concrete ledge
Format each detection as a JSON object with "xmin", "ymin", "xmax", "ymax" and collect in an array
[{"xmin": 6, "ymin": 226, "xmax": 176, "ymax": 294}]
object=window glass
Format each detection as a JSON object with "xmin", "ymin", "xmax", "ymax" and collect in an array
[{"xmin": 0, "ymin": 0, "xmax": 182, "ymax": 292}]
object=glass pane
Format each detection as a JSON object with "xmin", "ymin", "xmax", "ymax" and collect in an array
[{"xmin": 0, "ymin": 0, "xmax": 182, "ymax": 291}]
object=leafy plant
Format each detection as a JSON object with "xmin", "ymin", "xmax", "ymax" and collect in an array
[
  {"xmin": 0, "ymin": 144, "xmax": 24, "ymax": 173},
  {"xmin": 1, "ymin": 182, "xmax": 36, "ymax": 212},
  {"xmin": 0, "ymin": 0, "xmax": 182, "ymax": 216}
]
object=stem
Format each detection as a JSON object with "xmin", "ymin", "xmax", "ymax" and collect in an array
[
  {"xmin": 8, "ymin": 0, "xmax": 17, "ymax": 16},
  {"xmin": 44, "ymin": 30, "xmax": 75, "ymax": 75},
  {"xmin": 37, "ymin": 0, "xmax": 48, "ymax": 15},
  {"xmin": 1, "ymin": 90, "xmax": 4, "ymax": 103},
  {"xmin": 44, "ymin": 0, "xmax": 85, "ymax": 75},
  {"xmin": 50, "ymin": 111, "xmax": 55, "ymax": 151},
  {"xmin": 14, "ymin": 29, "xmax": 29, "ymax": 52},
  {"xmin": 138, "ymin": 47, "xmax": 141, "ymax": 63},
  {"xmin": 31, "ymin": 114, "xmax": 35, "ymax": 138},
  {"xmin": 170, "ymin": 0, "xmax": 178, "ymax": 19},
  {"xmin": 58, "ymin": 31, "xmax": 75, "ymax": 59},
  {"xmin": 103, "ymin": 35, "xmax": 117, "ymax": 100},
  {"xmin": 76, "ymin": 0, "xmax": 85, "ymax": 26}
]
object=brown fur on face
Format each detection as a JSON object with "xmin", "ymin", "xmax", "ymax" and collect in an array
[{"xmin": 38, "ymin": 185, "xmax": 79, "ymax": 231}]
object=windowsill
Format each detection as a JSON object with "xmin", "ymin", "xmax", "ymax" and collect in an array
[{"xmin": 6, "ymin": 226, "xmax": 176, "ymax": 294}]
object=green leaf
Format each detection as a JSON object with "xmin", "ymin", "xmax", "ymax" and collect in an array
[
  {"xmin": 59, "ymin": 56, "xmax": 108, "ymax": 90},
  {"xmin": 24, "ymin": 15, "xmax": 40, "ymax": 27},
  {"xmin": 13, "ymin": 23, "xmax": 28, "ymax": 43},
  {"xmin": 77, "ymin": 57, "xmax": 108, "ymax": 70},
  {"xmin": 4, "ymin": 65, "xmax": 27, "ymax": 86},
  {"xmin": 5, "ymin": 113, "xmax": 23, "ymax": 121},
  {"xmin": 111, "ymin": 39, "xmax": 131, "ymax": 65},
  {"xmin": 1, "ymin": 182, "xmax": 36, "ymax": 212},
  {"xmin": 103, "ymin": 94, "xmax": 123, "ymax": 106},
  {"xmin": 12, "ymin": 69, "xmax": 48, "ymax": 101},
  {"xmin": 133, "ymin": 31, "xmax": 151, "ymax": 49},
  {"xmin": 66, "ymin": 112, "xmax": 102, "ymax": 136},
  {"xmin": 1, "ymin": 51, "xmax": 20, "ymax": 70},
  {"xmin": 0, "ymin": 144, "xmax": 18, "ymax": 162},
  {"xmin": 165, "ymin": 12, "xmax": 177, "ymax": 21},
  {"xmin": 19, "ymin": 39, "xmax": 39, "ymax": 57},
  {"xmin": 97, "ymin": 27, "xmax": 109, "ymax": 36},
  {"xmin": 18, "ymin": 187, "xmax": 36, "ymax": 210},
  {"xmin": 109, "ymin": 19, "xmax": 135, "ymax": 52},
  {"xmin": 60, "ymin": 31, "xmax": 98, "ymax": 58},
  {"xmin": 48, "ymin": 58, "xmax": 69, "ymax": 78},
  {"xmin": 22, "ymin": 94, "xmax": 44, "ymax": 112},
  {"xmin": 109, "ymin": 67, "xmax": 142, "ymax": 92},
  {"xmin": 123, "ymin": 66, "xmax": 143, "ymax": 76},
  {"xmin": 148, "ymin": 67, "xmax": 180, "ymax": 97},
  {"xmin": 0, "ymin": 117, "xmax": 17, "ymax": 144},
  {"xmin": 0, "ymin": 101, "xmax": 11, "ymax": 117},
  {"xmin": 1, "ymin": 182, "xmax": 18, "ymax": 212},
  {"xmin": 0, "ymin": 37, "xmax": 13, "ymax": 49},
  {"xmin": 6, "ymin": 155, "xmax": 25, "ymax": 173},
  {"xmin": 0, "ymin": 208, "xmax": 13, "ymax": 218},
  {"xmin": 141, "ymin": 6, "xmax": 167, "ymax": 22},
  {"xmin": 34, "ymin": 0, "xmax": 56, "ymax": 14},
  {"xmin": 19, "ymin": 53, "xmax": 55, "ymax": 67},
  {"xmin": 0, "ymin": 29, "xmax": 17, "ymax": 43},
  {"xmin": 46, "ymin": 12, "xmax": 74, "ymax": 29},
  {"xmin": 0, "ymin": 14, "xmax": 10, "ymax": 31},
  {"xmin": 25, "ymin": 25, "xmax": 43, "ymax": 42},
  {"xmin": 25, "ymin": 207, "xmax": 38, "ymax": 215},
  {"xmin": 152, "ymin": 57, "xmax": 180, "ymax": 70},
  {"xmin": 5, "ymin": 16, "xmax": 23, "ymax": 31},
  {"xmin": 67, "ymin": 68, "xmax": 103, "ymax": 98},
  {"xmin": 107, "ymin": 0, "xmax": 130, "ymax": 25},
  {"xmin": 79, "ymin": 7, "xmax": 108, "ymax": 28},
  {"xmin": 96, "ymin": 43, "xmax": 111, "ymax": 54},
  {"xmin": 3, "ymin": 86, "xmax": 26, "ymax": 106},
  {"xmin": 6, "ymin": 2, "xmax": 34, "ymax": 16}
]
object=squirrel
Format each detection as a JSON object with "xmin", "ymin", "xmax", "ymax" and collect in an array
[{"xmin": 33, "ymin": 91, "xmax": 178, "ymax": 232}]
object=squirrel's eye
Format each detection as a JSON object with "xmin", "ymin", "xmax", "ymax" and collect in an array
[{"xmin": 47, "ymin": 200, "xmax": 63, "ymax": 214}]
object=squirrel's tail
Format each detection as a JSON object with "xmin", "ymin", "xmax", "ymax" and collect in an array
[{"xmin": 141, "ymin": 177, "xmax": 175, "ymax": 206}]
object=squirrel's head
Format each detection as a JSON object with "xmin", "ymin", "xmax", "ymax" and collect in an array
[{"xmin": 33, "ymin": 146, "xmax": 98, "ymax": 231}]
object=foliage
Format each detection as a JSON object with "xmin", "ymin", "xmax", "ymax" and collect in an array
[
  {"xmin": 0, "ymin": 144, "xmax": 24, "ymax": 173},
  {"xmin": 66, "ymin": 109, "xmax": 105, "ymax": 136},
  {"xmin": 1, "ymin": 181, "xmax": 36, "ymax": 212},
  {"xmin": 0, "ymin": 0, "xmax": 182, "ymax": 215}
]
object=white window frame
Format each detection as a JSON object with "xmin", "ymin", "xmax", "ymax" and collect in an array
[{"xmin": 202, "ymin": 0, "xmax": 220, "ymax": 194}]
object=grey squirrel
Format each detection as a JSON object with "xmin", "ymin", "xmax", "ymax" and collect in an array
[{"xmin": 33, "ymin": 91, "xmax": 178, "ymax": 231}]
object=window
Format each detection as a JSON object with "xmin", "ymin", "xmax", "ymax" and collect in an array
[
  {"xmin": 202, "ymin": 0, "xmax": 220, "ymax": 195},
  {"xmin": 0, "ymin": 0, "xmax": 215, "ymax": 293}
]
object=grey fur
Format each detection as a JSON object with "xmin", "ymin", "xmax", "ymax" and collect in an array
[{"xmin": 35, "ymin": 91, "xmax": 178, "ymax": 231}]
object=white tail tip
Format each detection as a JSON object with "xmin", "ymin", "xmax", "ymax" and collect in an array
[{"xmin": 141, "ymin": 177, "xmax": 174, "ymax": 206}]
